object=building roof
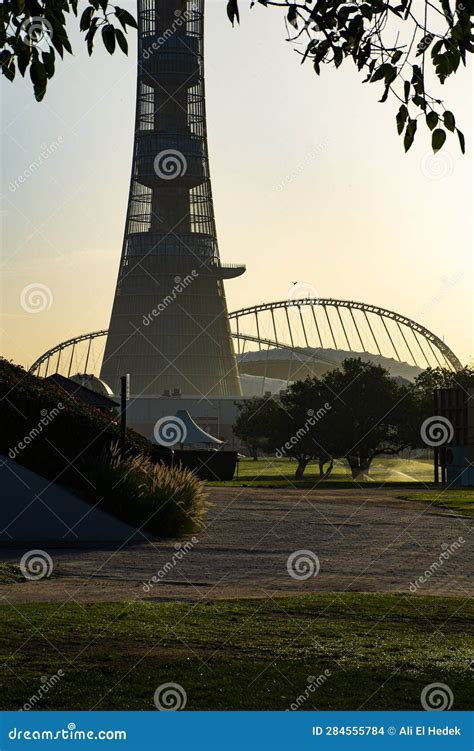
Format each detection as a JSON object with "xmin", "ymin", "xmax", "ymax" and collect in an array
[
  {"xmin": 172, "ymin": 410, "xmax": 223, "ymax": 446},
  {"xmin": 45, "ymin": 373, "xmax": 119, "ymax": 410}
]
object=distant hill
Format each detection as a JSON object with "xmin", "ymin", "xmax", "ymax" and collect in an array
[{"xmin": 238, "ymin": 347, "xmax": 422, "ymax": 395}]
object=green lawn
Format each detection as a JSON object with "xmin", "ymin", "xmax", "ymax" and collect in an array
[
  {"xmin": 0, "ymin": 594, "xmax": 471, "ymax": 711},
  {"xmin": 212, "ymin": 456, "xmax": 434, "ymax": 488},
  {"xmin": 399, "ymin": 489, "xmax": 474, "ymax": 516}
]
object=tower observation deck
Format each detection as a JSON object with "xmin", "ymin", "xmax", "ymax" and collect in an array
[{"xmin": 100, "ymin": 0, "xmax": 244, "ymax": 397}]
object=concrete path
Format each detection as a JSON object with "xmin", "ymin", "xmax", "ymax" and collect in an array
[{"xmin": 0, "ymin": 487, "xmax": 472, "ymax": 603}]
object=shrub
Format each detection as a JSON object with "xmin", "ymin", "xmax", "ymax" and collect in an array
[
  {"xmin": 0, "ymin": 359, "xmax": 150, "ymax": 487},
  {"xmin": 90, "ymin": 446, "xmax": 208, "ymax": 538},
  {"xmin": 1, "ymin": 359, "xmax": 208, "ymax": 538}
]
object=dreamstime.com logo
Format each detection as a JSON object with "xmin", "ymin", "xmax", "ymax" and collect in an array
[
  {"xmin": 142, "ymin": 7, "xmax": 192, "ymax": 59},
  {"xmin": 20, "ymin": 283, "xmax": 53, "ymax": 313},
  {"xmin": 142, "ymin": 271, "xmax": 198, "ymax": 326},
  {"xmin": 154, "ymin": 149, "xmax": 187, "ymax": 180},
  {"xmin": 9, "ymin": 403, "xmax": 64, "ymax": 459},
  {"xmin": 276, "ymin": 404, "xmax": 331, "ymax": 458},
  {"xmin": 153, "ymin": 416, "xmax": 187, "ymax": 446},
  {"xmin": 9, "ymin": 137, "xmax": 64, "ymax": 193},
  {"xmin": 421, "ymin": 682, "xmax": 454, "ymax": 711},
  {"xmin": 420, "ymin": 416, "xmax": 454, "ymax": 447},
  {"xmin": 287, "ymin": 549, "xmax": 320, "ymax": 580},
  {"xmin": 143, "ymin": 538, "xmax": 198, "ymax": 592},
  {"xmin": 22, "ymin": 671, "xmax": 65, "ymax": 710},
  {"xmin": 154, "ymin": 682, "xmax": 187, "ymax": 710},
  {"xmin": 20, "ymin": 550, "xmax": 53, "ymax": 581},
  {"xmin": 409, "ymin": 537, "xmax": 465, "ymax": 592},
  {"xmin": 420, "ymin": 150, "xmax": 454, "ymax": 181},
  {"xmin": 288, "ymin": 281, "xmax": 320, "ymax": 303},
  {"xmin": 19, "ymin": 16, "xmax": 53, "ymax": 50},
  {"xmin": 288, "ymin": 671, "xmax": 332, "ymax": 710}
]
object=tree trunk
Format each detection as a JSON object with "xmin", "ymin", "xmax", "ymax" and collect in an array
[
  {"xmin": 319, "ymin": 459, "xmax": 334, "ymax": 480},
  {"xmin": 348, "ymin": 455, "xmax": 371, "ymax": 479},
  {"xmin": 295, "ymin": 458, "xmax": 309, "ymax": 479}
]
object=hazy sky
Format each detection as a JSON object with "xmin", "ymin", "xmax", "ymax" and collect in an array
[{"xmin": 1, "ymin": 1, "xmax": 473, "ymax": 369}]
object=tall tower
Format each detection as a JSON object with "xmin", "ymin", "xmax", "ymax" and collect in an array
[{"xmin": 101, "ymin": 0, "xmax": 244, "ymax": 397}]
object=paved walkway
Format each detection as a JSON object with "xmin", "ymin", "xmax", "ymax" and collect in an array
[{"xmin": 0, "ymin": 488, "xmax": 472, "ymax": 603}]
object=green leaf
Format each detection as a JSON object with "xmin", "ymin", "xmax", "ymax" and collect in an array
[
  {"xmin": 85, "ymin": 24, "xmax": 98, "ymax": 55},
  {"xmin": 432, "ymin": 128, "xmax": 446, "ymax": 152},
  {"xmin": 443, "ymin": 110, "xmax": 455, "ymax": 131},
  {"xmin": 370, "ymin": 63, "xmax": 393, "ymax": 83},
  {"xmin": 333, "ymin": 47, "xmax": 343, "ymax": 68},
  {"xmin": 30, "ymin": 59, "xmax": 47, "ymax": 101},
  {"xmin": 404, "ymin": 80, "xmax": 410, "ymax": 102},
  {"xmin": 115, "ymin": 7, "xmax": 138, "ymax": 30},
  {"xmin": 456, "ymin": 128, "xmax": 465, "ymax": 154},
  {"xmin": 101, "ymin": 24, "xmax": 116, "ymax": 55},
  {"xmin": 42, "ymin": 49, "xmax": 55, "ymax": 79},
  {"xmin": 396, "ymin": 104, "xmax": 408, "ymax": 135},
  {"xmin": 403, "ymin": 118, "xmax": 417, "ymax": 152},
  {"xmin": 227, "ymin": 0, "xmax": 240, "ymax": 26},
  {"xmin": 0, "ymin": 51, "xmax": 15, "ymax": 82},
  {"xmin": 426, "ymin": 111, "xmax": 438, "ymax": 131},
  {"xmin": 287, "ymin": 4, "xmax": 298, "ymax": 28},
  {"xmin": 80, "ymin": 6, "xmax": 95, "ymax": 31},
  {"xmin": 115, "ymin": 28, "xmax": 128, "ymax": 55}
]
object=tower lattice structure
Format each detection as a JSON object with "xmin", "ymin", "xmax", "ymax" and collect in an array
[{"xmin": 101, "ymin": 0, "xmax": 244, "ymax": 397}]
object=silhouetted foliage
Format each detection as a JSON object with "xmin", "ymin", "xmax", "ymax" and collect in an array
[
  {"xmin": 1, "ymin": 0, "xmax": 471, "ymax": 150},
  {"xmin": 230, "ymin": 0, "xmax": 472, "ymax": 152}
]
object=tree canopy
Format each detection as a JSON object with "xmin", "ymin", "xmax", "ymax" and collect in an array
[
  {"xmin": 233, "ymin": 360, "xmax": 474, "ymax": 479},
  {"xmin": 1, "ymin": 0, "xmax": 472, "ymax": 152}
]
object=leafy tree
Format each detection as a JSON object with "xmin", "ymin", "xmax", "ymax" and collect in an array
[
  {"xmin": 277, "ymin": 378, "xmax": 334, "ymax": 479},
  {"xmin": 2, "ymin": 0, "xmax": 471, "ymax": 152},
  {"xmin": 1, "ymin": 0, "xmax": 137, "ymax": 101},
  {"xmin": 228, "ymin": 0, "xmax": 472, "ymax": 153},
  {"xmin": 407, "ymin": 365, "xmax": 474, "ymax": 448},
  {"xmin": 233, "ymin": 395, "xmax": 282, "ymax": 459},
  {"xmin": 321, "ymin": 358, "xmax": 413, "ymax": 478}
]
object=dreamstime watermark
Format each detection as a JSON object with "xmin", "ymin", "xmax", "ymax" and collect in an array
[
  {"xmin": 416, "ymin": 270, "xmax": 463, "ymax": 317},
  {"xmin": 288, "ymin": 281, "xmax": 320, "ymax": 303},
  {"xmin": 288, "ymin": 671, "xmax": 332, "ymax": 710},
  {"xmin": 409, "ymin": 537, "xmax": 465, "ymax": 592},
  {"xmin": 154, "ymin": 682, "xmax": 187, "ymax": 710},
  {"xmin": 142, "ymin": 8, "xmax": 193, "ymax": 59},
  {"xmin": 143, "ymin": 538, "xmax": 198, "ymax": 592},
  {"xmin": 20, "ymin": 283, "xmax": 53, "ymax": 314},
  {"xmin": 153, "ymin": 416, "xmax": 187, "ymax": 446},
  {"xmin": 272, "ymin": 140, "xmax": 328, "ymax": 195},
  {"xmin": 154, "ymin": 149, "xmax": 187, "ymax": 180},
  {"xmin": 9, "ymin": 137, "xmax": 64, "ymax": 193},
  {"xmin": 21, "ymin": 670, "xmax": 65, "ymax": 710},
  {"xmin": 287, "ymin": 549, "xmax": 320, "ymax": 580},
  {"xmin": 142, "ymin": 271, "xmax": 198, "ymax": 326},
  {"xmin": 276, "ymin": 404, "xmax": 331, "ymax": 458},
  {"xmin": 420, "ymin": 149, "xmax": 454, "ymax": 181},
  {"xmin": 9, "ymin": 404, "xmax": 64, "ymax": 459},
  {"xmin": 19, "ymin": 16, "xmax": 53, "ymax": 51},
  {"xmin": 421, "ymin": 682, "xmax": 454, "ymax": 711},
  {"xmin": 20, "ymin": 550, "xmax": 53, "ymax": 581},
  {"xmin": 420, "ymin": 416, "xmax": 454, "ymax": 447}
]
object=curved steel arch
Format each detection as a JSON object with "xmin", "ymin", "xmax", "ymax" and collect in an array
[
  {"xmin": 229, "ymin": 298, "xmax": 462, "ymax": 371},
  {"xmin": 30, "ymin": 329, "xmax": 108, "ymax": 375},
  {"xmin": 29, "ymin": 297, "xmax": 462, "ymax": 377}
]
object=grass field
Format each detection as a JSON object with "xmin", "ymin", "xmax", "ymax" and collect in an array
[
  {"xmin": 0, "ymin": 594, "xmax": 471, "ymax": 711},
  {"xmin": 211, "ymin": 456, "xmax": 434, "ymax": 487},
  {"xmin": 399, "ymin": 489, "xmax": 474, "ymax": 516}
]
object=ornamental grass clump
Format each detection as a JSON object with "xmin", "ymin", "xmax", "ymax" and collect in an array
[{"xmin": 93, "ymin": 446, "xmax": 208, "ymax": 538}]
